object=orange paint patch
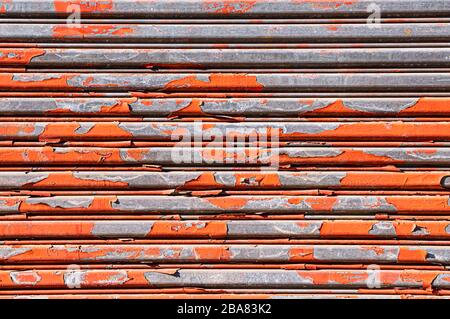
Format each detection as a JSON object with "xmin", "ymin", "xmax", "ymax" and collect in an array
[
  {"xmin": 194, "ymin": 246, "xmax": 231, "ymax": 261},
  {"xmin": 167, "ymin": 99, "xmax": 213, "ymax": 118},
  {"xmin": 407, "ymin": 148, "xmax": 437, "ymax": 156},
  {"xmin": 0, "ymin": 197, "xmax": 21, "ymax": 207},
  {"xmin": 317, "ymin": 149, "xmax": 396, "ymax": 165},
  {"xmin": 0, "ymin": 123, "xmax": 36, "ymax": 137},
  {"xmin": 0, "ymin": 0, "xmax": 12, "ymax": 14},
  {"xmin": 150, "ymin": 221, "xmax": 227, "ymax": 238},
  {"xmin": 0, "ymin": 221, "xmax": 93, "ymax": 238},
  {"xmin": 399, "ymin": 98, "xmax": 450, "ymax": 116},
  {"xmin": 0, "ymin": 147, "xmax": 123, "ymax": 165},
  {"xmin": 319, "ymin": 221, "xmax": 373, "ymax": 237},
  {"xmin": 302, "ymin": 99, "xmax": 372, "ymax": 116},
  {"xmin": 0, "ymin": 73, "xmax": 74, "ymax": 90},
  {"xmin": 206, "ymin": 197, "xmax": 248, "ymax": 210},
  {"xmin": 123, "ymin": 148, "xmax": 148, "ymax": 161},
  {"xmin": 302, "ymin": 0, "xmax": 357, "ymax": 10},
  {"xmin": 164, "ymin": 74, "xmax": 264, "ymax": 92},
  {"xmin": 46, "ymin": 98, "xmax": 133, "ymax": 115},
  {"xmin": 0, "ymin": 49, "xmax": 45, "ymax": 66},
  {"xmin": 82, "ymin": 270, "xmax": 129, "ymax": 286},
  {"xmin": 54, "ymin": 0, "xmax": 113, "ymax": 13},
  {"xmin": 52, "ymin": 25, "xmax": 134, "ymax": 38},
  {"xmin": 140, "ymin": 247, "xmax": 162, "ymax": 258},
  {"xmin": 9, "ymin": 271, "xmax": 41, "ymax": 285},
  {"xmin": 29, "ymin": 172, "xmax": 129, "ymax": 189},
  {"xmin": 386, "ymin": 196, "xmax": 450, "ymax": 213},
  {"xmin": 303, "ymin": 197, "xmax": 337, "ymax": 211},
  {"xmin": 203, "ymin": 1, "xmax": 256, "ymax": 14},
  {"xmin": 19, "ymin": 196, "xmax": 117, "ymax": 213},
  {"xmin": 289, "ymin": 247, "xmax": 314, "ymax": 261},
  {"xmin": 394, "ymin": 271, "xmax": 436, "ymax": 289},
  {"xmin": 398, "ymin": 247, "xmax": 428, "ymax": 263},
  {"xmin": 326, "ymin": 25, "xmax": 339, "ymax": 31},
  {"xmin": 39, "ymin": 123, "xmax": 132, "ymax": 141},
  {"xmin": 340, "ymin": 172, "xmax": 446, "ymax": 190},
  {"xmin": 180, "ymin": 172, "xmax": 223, "ymax": 190},
  {"xmin": 286, "ymin": 197, "xmax": 305, "ymax": 205}
]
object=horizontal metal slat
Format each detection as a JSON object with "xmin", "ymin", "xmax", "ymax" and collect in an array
[
  {"xmin": 3, "ymin": 121, "xmax": 450, "ymax": 141},
  {"xmin": 0, "ymin": 269, "xmax": 449, "ymax": 289},
  {"xmin": 0, "ymin": 171, "xmax": 448, "ymax": 190},
  {"xmin": 2, "ymin": 0, "xmax": 449, "ymax": 300},
  {"xmin": 0, "ymin": 146, "xmax": 450, "ymax": 166},
  {"xmin": 1, "ymin": 244, "xmax": 450, "ymax": 264},
  {"xmin": 2, "ymin": 73, "xmax": 450, "ymax": 92},
  {"xmin": 0, "ymin": 23, "xmax": 450, "ymax": 43},
  {"xmin": 1, "ymin": 195, "xmax": 449, "ymax": 214},
  {"xmin": 3, "ymin": 48, "xmax": 450, "ymax": 68},
  {"xmin": 0, "ymin": 97, "xmax": 447, "ymax": 117},
  {"xmin": 0, "ymin": 220, "xmax": 449, "ymax": 239},
  {"xmin": 0, "ymin": 1, "xmax": 448, "ymax": 18}
]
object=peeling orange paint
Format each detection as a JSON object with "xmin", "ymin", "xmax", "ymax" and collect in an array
[
  {"xmin": 1, "ymin": 0, "xmax": 449, "ymax": 300},
  {"xmin": 0, "ymin": 49, "xmax": 45, "ymax": 65},
  {"xmin": 52, "ymin": 25, "xmax": 134, "ymax": 38},
  {"xmin": 164, "ymin": 74, "xmax": 264, "ymax": 92},
  {"xmin": 203, "ymin": 1, "xmax": 257, "ymax": 14},
  {"xmin": 0, "ymin": 74, "xmax": 75, "ymax": 90},
  {"xmin": 53, "ymin": 0, "xmax": 113, "ymax": 13},
  {"xmin": 205, "ymin": 197, "xmax": 248, "ymax": 210},
  {"xmin": 194, "ymin": 246, "xmax": 231, "ymax": 260},
  {"xmin": 29, "ymin": 173, "xmax": 129, "ymax": 189},
  {"xmin": 180, "ymin": 172, "xmax": 222, "ymax": 190}
]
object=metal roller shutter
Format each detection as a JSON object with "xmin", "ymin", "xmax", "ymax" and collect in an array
[{"xmin": 1, "ymin": 0, "xmax": 450, "ymax": 299}]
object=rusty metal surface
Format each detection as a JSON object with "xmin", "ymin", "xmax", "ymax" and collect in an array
[
  {"xmin": 5, "ymin": 48, "xmax": 450, "ymax": 68},
  {"xmin": 1, "ymin": 72, "xmax": 450, "ymax": 92},
  {"xmin": 0, "ymin": 0, "xmax": 449, "ymax": 18},
  {"xmin": 1, "ymin": 24, "xmax": 450, "ymax": 43},
  {"xmin": 2, "ymin": 0, "xmax": 450, "ymax": 300}
]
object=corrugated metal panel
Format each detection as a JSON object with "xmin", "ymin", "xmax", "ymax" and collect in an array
[{"xmin": 1, "ymin": 0, "xmax": 450, "ymax": 299}]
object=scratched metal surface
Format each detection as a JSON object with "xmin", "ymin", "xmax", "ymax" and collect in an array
[{"xmin": 1, "ymin": 0, "xmax": 450, "ymax": 299}]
